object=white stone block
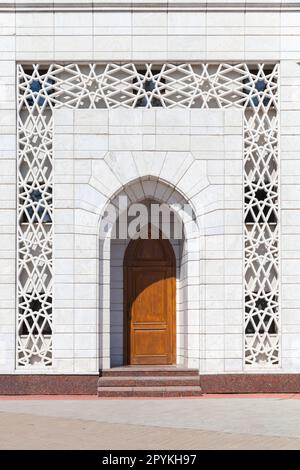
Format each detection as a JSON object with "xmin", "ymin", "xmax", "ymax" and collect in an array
[
  {"xmin": 105, "ymin": 151, "xmax": 138, "ymax": 184},
  {"xmin": 53, "ymin": 333, "xmax": 74, "ymax": 350},
  {"xmin": 132, "ymin": 35, "xmax": 167, "ymax": 52},
  {"xmin": 94, "ymin": 35, "xmax": 131, "ymax": 52},
  {"xmin": 94, "ymin": 12, "xmax": 131, "ymax": 29}
]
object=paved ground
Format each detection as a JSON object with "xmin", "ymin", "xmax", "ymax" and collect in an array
[{"xmin": 1, "ymin": 395, "xmax": 300, "ymax": 449}]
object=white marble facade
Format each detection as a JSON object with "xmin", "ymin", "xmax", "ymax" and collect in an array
[
  {"xmin": 1, "ymin": 0, "xmax": 300, "ymax": 377},
  {"xmin": 53, "ymin": 108, "xmax": 243, "ymax": 372}
]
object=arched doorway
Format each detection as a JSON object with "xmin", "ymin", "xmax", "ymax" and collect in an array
[
  {"xmin": 100, "ymin": 177, "xmax": 200, "ymax": 370},
  {"xmin": 124, "ymin": 234, "xmax": 176, "ymax": 365}
]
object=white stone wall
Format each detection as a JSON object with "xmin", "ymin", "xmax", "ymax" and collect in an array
[
  {"xmin": 1, "ymin": 1, "xmax": 300, "ymax": 373},
  {"xmin": 281, "ymin": 61, "xmax": 300, "ymax": 370}
]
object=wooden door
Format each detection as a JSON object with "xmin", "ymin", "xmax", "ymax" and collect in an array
[{"xmin": 124, "ymin": 236, "xmax": 176, "ymax": 365}]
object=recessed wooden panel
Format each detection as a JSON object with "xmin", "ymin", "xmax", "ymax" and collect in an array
[
  {"xmin": 124, "ymin": 235, "xmax": 176, "ymax": 365},
  {"xmin": 132, "ymin": 269, "xmax": 167, "ymax": 324},
  {"xmin": 134, "ymin": 330, "xmax": 167, "ymax": 355}
]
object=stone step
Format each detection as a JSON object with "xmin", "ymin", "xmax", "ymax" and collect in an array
[
  {"xmin": 100, "ymin": 367, "xmax": 199, "ymax": 377},
  {"xmin": 97, "ymin": 385, "xmax": 203, "ymax": 398},
  {"xmin": 97, "ymin": 367, "xmax": 202, "ymax": 397},
  {"xmin": 98, "ymin": 375, "xmax": 200, "ymax": 388}
]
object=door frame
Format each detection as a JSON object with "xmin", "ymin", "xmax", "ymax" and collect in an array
[{"xmin": 123, "ymin": 237, "xmax": 176, "ymax": 365}]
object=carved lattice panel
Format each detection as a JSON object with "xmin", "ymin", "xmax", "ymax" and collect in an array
[{"xmin": 17, "ymin": 63, "xmax": 279, "ymax": 367}]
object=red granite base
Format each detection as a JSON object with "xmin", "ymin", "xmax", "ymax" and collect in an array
[
  {"xmin": 200, "ymin": 374, "xmax": 300, "ymax": 394},
  {"xmin": 0, "ymin": 375, "xmax": 99, "ymax": 395},
  {"xmin": 1, "ymin": 374, "xmax": 300, "ymax": 395}
]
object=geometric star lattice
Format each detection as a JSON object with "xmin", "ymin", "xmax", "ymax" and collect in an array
[{"xmin": 17, "ymin": 63, "xmax": 279, "ymax": 367}]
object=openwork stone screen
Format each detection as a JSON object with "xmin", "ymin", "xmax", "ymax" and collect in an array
[{"xmin": 17, "ymin": 63, "xmax": 279, "ymax": 368}]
